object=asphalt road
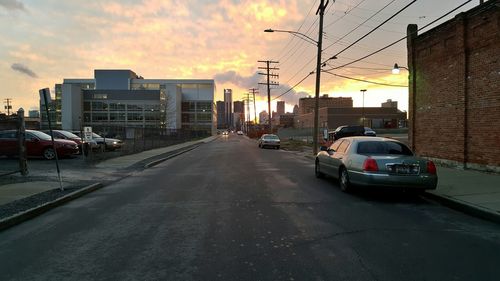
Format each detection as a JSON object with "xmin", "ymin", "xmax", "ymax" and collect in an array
[{"xmin": 1, "ymin": 135, "xmax": 500, "ymax": 281}]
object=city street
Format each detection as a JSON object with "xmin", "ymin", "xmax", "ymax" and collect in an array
[{"xmin": 1, "ymin": 134, "xmax": 499, "ymax": 281}]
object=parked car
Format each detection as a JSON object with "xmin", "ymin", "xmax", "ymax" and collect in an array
[
  {"xmin": 329, "ymin": 125, "xmax": 365, "ymax": 141},
  {"xmin": 315, "ymin": 136, "xmax": 437, "ymax": 192},
  {"xmin": 72, "ymin": 131, "xmax": 122, "ymax": 151},
  {"xmin": 258, "ymin": 134, "xmax": 280, "ymax": 149},
  {"xmin": 364, "ymin": 127, "xmax": 377, "ymax": 137},
  {"xmin": 237, "ymin": 131, "xmax": 244, "ymax": 135},
  {"xmin": 222, "ymin": 131, "xmax": 229, "ymax": 136},
  {"xmin": 42, "ymin": 129, "xmax": 98, "ymax": 154},
  {"xmin": 0, "ymin": 130, "xmax": 79, "ymax": 160}
]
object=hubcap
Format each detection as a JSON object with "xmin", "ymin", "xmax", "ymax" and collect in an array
[{"xmin": 44, "ymin": 148, "xmax": 55, "ymax": 159}]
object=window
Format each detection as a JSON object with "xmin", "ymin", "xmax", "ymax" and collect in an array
[
  {"xmin": 197, "ymin": 102, "xmax": 212, "ymax": 112},
  {"xmin": 196, "ymin": 113, "xmax": 211, "ymax": 122},
  {"xmin": 93, "ymin": 94, "xmax": 107, "ymax": 99},
  {"xmin": 127, "ymin": 113, "xmax": 143, "ymax": 121},
  {"xmin": 0, "ymin": 131, "xmax": 16, "ymax": 139},
  {"xmin": 357, "ymin": 141, "xmax": 413, "ymax": 156},
  {"xmin": 92, "ymin": 113, "xmax": 108, "ymax": 122},
  {"xmin": 337, "ymin": 140, "xmax": 350, "ymax": 153},
  {"xmin": 109, "ymin": 103, "xmax": 126, "ymax": 111},
  {"xmin": 84, "ymin": 102, "xmax": 91, "ymax": 111},
  {"xmin": 110, "ymin": 112, "xmax": 126, "ymax": 121},
  {"xmin": 92, "ymin": 101, "xmax": 108, "ymax": 111},
  {"xmin": 127, "ymin": 104, "xmax": 143, "ymax": 111}
]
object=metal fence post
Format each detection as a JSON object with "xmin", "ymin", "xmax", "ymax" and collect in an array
[{"xmin": 17, "ymin": 108, "xmax": 28, "ymax": 176}]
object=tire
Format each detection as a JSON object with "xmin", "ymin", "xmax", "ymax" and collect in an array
[
  {"xmin": 43, "ymin": 147, "xmax": 56, "ymax": 160},
  {"xmin": 315, "ymin": 160, "xmax": 325, "ymax": 178},
  {"xmin": 339, "ymin": 167, "xmax": 352, "ymax": 192},
  {"xmin": 276, "ymin": 146, "xmax": 280, "ymax": 150},
  {"xmin": 258, "ymin": 144, "xmax": 262, "ymax": 148}
]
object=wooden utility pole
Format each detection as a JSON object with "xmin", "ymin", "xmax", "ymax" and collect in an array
[
  {"xmin": 4, "ymin": 98, "xmax": 12, "ymax": 115},
  {"xmin": 258, "ymin": 61, "xmax": 279, "ymax": 133},
  {"xmin": 242, "ymin": 93, "xmax": 254, "ymax": 133},
  {"xmin": 249, "ymin": 88, "xmax": 258, "ymax": 124}
]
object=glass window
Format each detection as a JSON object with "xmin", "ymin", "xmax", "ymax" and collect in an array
[
  {"xmin": 84, "ymin": 113, "xmax": 91, "ymax": 122},
  {"xmin": 28, "ymin": 131, "xmax": 51, "ymax": 141},
  {"xmin": 93, "ymin": 93, "xmax": 107, "ymax": 99},
  {"xmin": 92, "ymin": 101, "xmax": 108, "ymax": 111},
  {"xmin": 110, "ymin": 112, "xmax": 126, "ymax": 121},
  {"xmin": 337, "ymin": 140, "xmax": 350, "ymax": 153},
  {"xmin": 145, "ymin": 112, "xmax": 160, "ymax": 121},
  {"xmin": 0, "ymin": 131, "xmax": 16, "ymax": 139},
  {"xmin": 127, "ymin": 113, "xmax": 143, "ymax": 121},
  {"xmin": 83, "ymin": 102, "xmax": 91, "ymax": 111},
  {"xmin": 127, "ymin": 104, "xmax": 143, "ymax": 111},
  {"xmin": 196, "ymin": 113, "xmax": 212, "ymax": 122},
  {"xmin": 109, "ymin": 103, "xmax": 126, "ymax": 111},
  {"xmin": 357, "ymin": 141, "xmax": 413, "ymax": 156},
  {"xmin": 197, "ymin": 102, "xmax": 212, "ymax": 111},
  {"xmin": 92, "ymin": 113, "xmax": 108, "ymax": 121}
]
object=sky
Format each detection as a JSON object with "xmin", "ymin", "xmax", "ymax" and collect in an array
[{"xmin": 0, "ymin": 0, "xmax": 480, "ymax": 117}]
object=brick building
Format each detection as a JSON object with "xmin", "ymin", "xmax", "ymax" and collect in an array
[
  {"xmin": 408, "ymin": 1, "xmax": 499, "ymax": 172},
  {"xmin": 296, "ymin": 107, "xmax": 406, "ymax": 130},
  {"xmin": 298, "ymin": 95, "xmax": 353, "ymax": 114}
]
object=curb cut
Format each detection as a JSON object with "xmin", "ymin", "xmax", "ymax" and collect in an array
[
  {"xmin": 144, "ymin": 145, "xmax": 200, "ymax": 169},
  {"xmin": 423, "ymin": 191, "xmax": 500, "ymax": 225},
  {"xmin": 0, "ymin": 183, "xmax": 103, "ymax": 232}
]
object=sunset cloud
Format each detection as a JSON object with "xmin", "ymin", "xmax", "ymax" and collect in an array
[
  {"xmin": 11, "ymin": 63, "xmax": 38, "ymax": 78},
  {"xmin": 0, "ymin": 0, "xmax": 26, "ymax": 11}
]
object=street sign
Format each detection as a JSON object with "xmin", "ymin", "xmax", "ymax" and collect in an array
[{"xmin": 84, "ymin": 126, "xmax": 93, "ymax": 142}]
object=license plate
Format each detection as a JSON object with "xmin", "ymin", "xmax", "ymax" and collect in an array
[{"xmin": 387, "ymin": 164, "xmax": 420, "ymax": 175}]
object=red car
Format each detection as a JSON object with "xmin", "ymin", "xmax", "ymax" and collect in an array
[
  {"xmin": 0, "ymin": 130, "xmax": 79, "ymax": 160},
  {"xmin": 42, "ymin": 129, "xmax": 84, "ymax": 154}
]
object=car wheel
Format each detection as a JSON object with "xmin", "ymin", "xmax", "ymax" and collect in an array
[
  {"xmin": 43, "ymin": 147, "xmax": 56, "ymax": 160},
  {"xmin": 339, "ymin": 167, "xmax": 352, "ymax": 192},
  {"xmin": 276, "ymin": 146, "xmax": 280, "ymax": 150},
  {"xmin": 315, "ymin": 160, "xmax": 325, "ymax": 178}
]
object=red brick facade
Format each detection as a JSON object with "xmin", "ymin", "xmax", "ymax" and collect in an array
[{"xmin": 408, "ymin": 1, "xmax": 499, "ymax": 171}]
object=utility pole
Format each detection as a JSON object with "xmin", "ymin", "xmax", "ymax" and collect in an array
[
  {"xmin": 249, "ymin": 88, "xmax": 258, "ymax": 125},
  {"xmin": 4, "ymin": 98, "xmax": 12, "ymax": 115},
  {"xmin": 312, "ymin": 0, "xmax": 329, "ymax": 155},
  {"xmin": 360, "ymin": 89, "xmax": 367, "ymax": 126},
  {"xmin": 242, "ymin": 93, "xmax": 254, "ymax": 133},
  {"xmin": 258, "ymin": 60, "xmax": 279, "ymax": 133}
]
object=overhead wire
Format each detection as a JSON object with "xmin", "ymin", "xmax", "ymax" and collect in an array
[
  {"xmin": 323, "ymin": 71, "xmax": 407, "ymax": 87},
  {"xmin": 326, "ymin": 0, "xmax": 474, "ymax": 70}
]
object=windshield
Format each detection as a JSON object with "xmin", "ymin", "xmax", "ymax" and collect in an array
[
  {"xmin": 92, "ymin": 133, "xmax": 102, "ymax": 138},
  {"xmin": 357, "ymin": 141, "xmax": 413, "ymax": 156},
  {"xmin": 263, "ymin": 135, "xmax": 279, "ymax": 140},
  {"xmin": 58, "ymin": 131, "xmax": 80, "ymax": 139},
  {"xmin": 28, "ymin": 130, "xmax": 52, "ymax": 141}
]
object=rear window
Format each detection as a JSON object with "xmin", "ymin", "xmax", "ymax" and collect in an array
[
  {"xmin": 28, "ymin": 131, "xmax": 52, "ymax": 141},
  {"xmin": 264, "ymin": 135, "xmax": 279, "ymax": 140},
  {"xmin": 357, "ymin": 141, "xmax": 413, "ymax": 156},
  {"xmin": 58, "ymin": 131, "xmax": 79, "ymax": 139}
]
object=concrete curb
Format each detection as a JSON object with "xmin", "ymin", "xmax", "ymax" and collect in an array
[
  {"xmin": 0, "ymin": 183, "xmax": 103, "ymax": 232},
  {"xmin": 144, "ymin": 145, "xmax": 200, "ymax": 168},
  {"xmin": 423, "ymin": 191, "xmax": 500, "ymax": 225}
]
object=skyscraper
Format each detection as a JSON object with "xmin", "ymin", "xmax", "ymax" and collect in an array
[
  {"xmin": 216, "ymin": 101, "xmax": 225, "ymax": 129},
  {"xmin": 224, "ymin": 89, "xmax": 233, "ymax": 128},
  {"xmin": 276, "ymin": 101, "xmax": 285, "ymax": 116}
]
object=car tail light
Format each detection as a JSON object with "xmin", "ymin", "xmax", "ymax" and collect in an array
[
  {"xmin": 363, "ymin": 158, "xmax": 378, "ymax": 172},
  {"xmin": 427, "ymin": 161, "xmax": 437, "ymax": 174}
]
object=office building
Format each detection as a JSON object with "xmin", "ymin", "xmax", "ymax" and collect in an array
[
  {"xmin": 216, "ymin": 101, "xmax": 226, "ymax": 129},
  {"xmin": 42, "ymin": 69, "xmax": 216, "ymax": 135},
  {"xmin": 276, "ymin": 101, "xmax": 285, "ymax": 116}
]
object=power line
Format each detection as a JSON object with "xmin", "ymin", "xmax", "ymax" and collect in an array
[
  {"xmin": 273, "ymin": 72, "xmax": 313, "ymax": 101},
  {"xmin": 324, "ymin": 0, "xmax": 369, "ymax": 29},
  {"xmin": 323, "ymin": 0, "xmax": 399, "ymax": 53},
  {"xmin": 323, "ymin": 0, "xmax": 417, "ymax": 64},
  {"xmin": 326, "ymin": 0, "xmax": 474, "ymax": 70},
  {"xmin": 323, "ymin": 71, "xmax": 407, "ymax": 87}
]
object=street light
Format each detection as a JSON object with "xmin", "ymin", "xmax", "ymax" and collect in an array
[
  {"xmin": 264, "ymin": 29, "xmax": 318, "ymax": 46},
  {"xmin": 392, "ymin": 63, "xmax": 409, "ymax": 75},
  {"xmin": 360, "ymin": 89, "xmax": 367, "ymax": 126},
  {"xmin": 264, "ymin": 24, "xmax": 326, "ymax": 154}
]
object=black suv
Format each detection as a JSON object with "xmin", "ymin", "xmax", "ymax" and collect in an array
[{"xmin": 329, "ymin": 125, "xmax": 366, "ymax": 141}]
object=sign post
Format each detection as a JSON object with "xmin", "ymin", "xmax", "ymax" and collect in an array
[{"xmin": 39, "ymin": 88, "xmax": 63, "ymax": 191}]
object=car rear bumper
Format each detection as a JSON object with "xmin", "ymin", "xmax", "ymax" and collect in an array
[
  {"xmin": 349, "ymin": 170, "xmax": 438, "ymax": 190},
  {"xmin": 261, "ymin": 142, "xmax": 280, "ymax": 147}
]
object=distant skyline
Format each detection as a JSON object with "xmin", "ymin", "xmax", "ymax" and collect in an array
[{"xmin": 1, "ymin": 0, "xmax": 480, "ymax": 117}]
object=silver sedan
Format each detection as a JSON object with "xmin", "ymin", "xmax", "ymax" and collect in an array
[
  {"xmin": 315, "ymin": 137, "xmax": 438, "ymax": 192},
  {"xmin": 258, "ymin": 134, "xmax": 280, "ymax": 149}
]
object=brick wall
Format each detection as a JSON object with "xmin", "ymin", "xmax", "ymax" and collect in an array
[
  {"xmin": 298, "ymin": 96, "xmax": 353, "ymax": 114},
  {"xmin": 408, "ymin": 1, "xmax": 500, "ymax": 171}
]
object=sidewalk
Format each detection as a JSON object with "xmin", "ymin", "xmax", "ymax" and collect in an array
[{"xmin": 426, "ymin": 167, "xmax": 500, "ymax": 223}]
